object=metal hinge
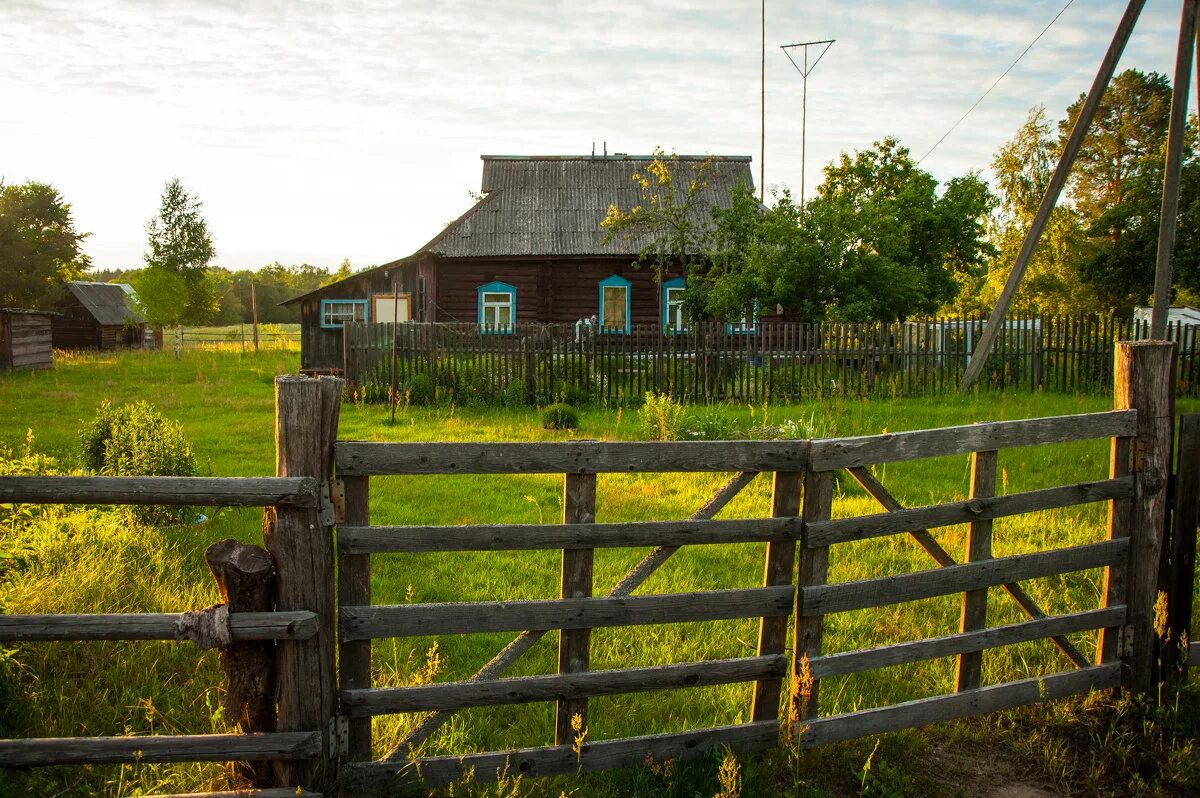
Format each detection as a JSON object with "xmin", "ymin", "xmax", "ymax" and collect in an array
[
  {"xmin": 319, "ymin": 479, "xmax": 346, "ymax": 526},
  {"xmin": 329, "ymin": 715, "xmax": 349, "ymax": 757}
]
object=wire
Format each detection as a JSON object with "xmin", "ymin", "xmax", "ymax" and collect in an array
[{"xmin": 918, "ymin": 0, "xmax": 1076, "ymax": 164}]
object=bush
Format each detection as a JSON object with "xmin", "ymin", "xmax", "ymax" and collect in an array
[
  {"xmin": 79, "ymin": 401, "xmax": 197, "ymax": 526},
  {"xmin": 542, "ymin": 403, "xmax": 580, "ymax": 431},
  {"xmin": 639, "ymin": 392, "xmax": 686, "ymax": 441},
  {"xmin": 407, "ymin": 373, "xmax": 434, "ymax": 405}
]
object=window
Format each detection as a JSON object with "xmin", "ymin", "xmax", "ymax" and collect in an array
[
  {"xmin": 321, "ymin": 299, "xmax": 368, "ymax": 329},
  {"xmin": 598, "ymin": 274, "xmax": 631, "ymax": 333},
  {"xmin": 477, "ymin": 281, "xmax": 516, "ymax": 332},
  {"xmin": 662, "ymin": 277, "xmax": 686, "ymax": 332}
]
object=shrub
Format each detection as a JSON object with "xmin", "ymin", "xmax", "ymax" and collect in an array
[
  {"xmin": 79, "ymin": 401, "xmax": 197, "ymax": 526},
  {"xmin": 639, "ymin": 392, "xmax": 686, "ymax": 441},
  {"xmin": 407, "ymin": 373, "xmax": 434, "ymax": 405},
  {"xmin": 682, "ymin": 408, "xmax": 744, "ymax": 440},
  {"xmin": 542, "ymin": 403, "xmax": 580, "ymax": 431}
]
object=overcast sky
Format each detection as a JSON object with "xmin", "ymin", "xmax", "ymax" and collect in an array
[{"xmin": 0, "ymin": 0, "xmax": 1188, "ymax": 272}]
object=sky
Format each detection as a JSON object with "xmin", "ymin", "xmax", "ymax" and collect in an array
[{"xmin": 0, "ymin": 0, "xmax": 1190, "ymax": 273}]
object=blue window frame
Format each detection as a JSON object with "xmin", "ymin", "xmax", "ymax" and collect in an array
[
  {"xmin": 477, "ymin": 281, "xmax": 516, "ymax": 332},
  {"xmin": 320, "ymin": 299, "xmax": 368, "ymax": 329},
  {"xmin": 661, "ymin": 277, "xmax": 686, "ymax": 333},
  {"xmin": 598, "ymin": 274, "xmax": 632, "ymax": 333},
  {"xmin": 726, "ymin": 301, "xmax": 761, "ymax": 334}
]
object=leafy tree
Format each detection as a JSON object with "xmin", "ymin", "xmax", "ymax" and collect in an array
[
  {"xmin": 0, "ymin": 181, "xmax": 90, "ymax": 308},
  {"xmin": 138, "ymin": 178, "xmax": 217, "ymax": 325},
  {"xmin": 327, "ymin": 258, "xmax": 353, "ymax": 284}
]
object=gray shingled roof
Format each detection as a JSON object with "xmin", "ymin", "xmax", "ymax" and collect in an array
[
  {"xmin": 65, "ymin": 281, "xmax": 146, "ymax": 326},
  {"xmin": 422, "ymin": 155, "xmax": 754, "ymax": 258}
]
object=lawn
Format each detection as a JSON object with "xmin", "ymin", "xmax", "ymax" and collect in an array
[{"xmin": 1, "ymin": 348, "xmax": 1198, "ymax": 797}]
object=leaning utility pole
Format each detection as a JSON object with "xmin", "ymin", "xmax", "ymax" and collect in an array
[{"xmin": 781, "ymin": 38, "xmax": 834, "ymax": 208}]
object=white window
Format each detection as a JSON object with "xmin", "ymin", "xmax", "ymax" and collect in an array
[
  {"xmin": 477, "ymin": 281, "xmax": 516, "ymax": 332},
  {"xmin": 321, "ymin": 300, "xmax": 367, "ymax": 328}
]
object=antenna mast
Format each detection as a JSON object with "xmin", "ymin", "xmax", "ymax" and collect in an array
[{"xmin": 781, "ymin": 38, "xmax": 835, "ymax": 208}]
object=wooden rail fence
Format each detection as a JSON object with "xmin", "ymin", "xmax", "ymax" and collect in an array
[
  {"xmin": 2, "ymin": 342, "xmax": 1197, "ymax": 796},
  {"xmin": 343, "ymin": 316, "xmax": 1200, "ymax": 405}
]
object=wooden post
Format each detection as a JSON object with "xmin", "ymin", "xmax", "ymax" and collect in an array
[
  {"xmin": 956, "ymin": 450, "xmax": 997, "ymax": 691},
  {"xmin": 1109, "ymin": 341, "xmax": 1174, "ymax": 693},
  {"xmin": 524, "ymin": 337, "xmax": 537, "ymax": 406},
  {"xmin": 1164, "ymin": 414, "xmax": 1200, "ymax": 681},
  {"xmin": 792, "ymin": 469, "xmax": 833, "ymax": 728},
  {"xmin": 338, "ymin": 475, "xmax": 372, "ymax": 760},
  {"xmin": 204, "ymin": 538, "xmax": 277, "ymax": 786},
  {"xmin": 264, "ymin": 375, "xmax": 341, "ymax": 789},
  {"xmin": 555, "ymin": 472, "xmax": 596, "ymax": 745},
  {"xmin": 751, "ymin": 471, "xmax": 801, "ymax": 723},
  {"xmin": 251, "ymin": 279, "xmax": 261, "ymax": 353}
]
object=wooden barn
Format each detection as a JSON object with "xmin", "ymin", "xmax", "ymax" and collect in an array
[
  {"xmin": 52, "ymin": 281, "xmax": 152, "ymax": 351},
  {"xmin": 286, "ymin": 153, "xmax": 754, "ymax": 372},
  {"xmin": 0, "ymin": 308, "xmax": 56, "ymax": 371}
]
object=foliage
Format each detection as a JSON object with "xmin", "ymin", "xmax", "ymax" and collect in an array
[
  {"xmin": 540, "ymin": 403, "xmax": 579, "ymax": 431},
  {"xmin": 0, "ymin": 181, "xmax": 90, "ymax": 309},
  {"xmin": 406, "ymin": 373, "xmax": 434, "ymax": 406},
  {"xmin": 601, "ymin": 149, "xmax": 717, "ymax": 284},
  {"xmin": 138, "ymin": 178, "xmax": 217, "ymax": 326},
  {"xmin": 638, "ymin": 392, "xmax": 687, "ymax": 441},
  {"xmin": 79, "ymin": 400, "xmax": 197, "ymax": 525}
]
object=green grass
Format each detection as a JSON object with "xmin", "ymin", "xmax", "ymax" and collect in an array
[{"xmin": 1, "ymin": 348, "xmax": 1198, "ymax": 797}]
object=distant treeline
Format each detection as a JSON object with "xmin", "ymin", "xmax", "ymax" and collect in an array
[{"xmin": 90, "ymin": 261, "xmax": 353, "ymax": 325}]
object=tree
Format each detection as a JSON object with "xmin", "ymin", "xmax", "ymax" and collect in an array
[
  {"xmin": 326, "ymin": 258, "xmax": 353, "ymax": 284},
  {"xmin": 0, "ymin": 181, "xmax": 90, "ymax": 308},
  {"xmin": 138, "ymin": 178, "xmax": 217, "ymax": 326}
]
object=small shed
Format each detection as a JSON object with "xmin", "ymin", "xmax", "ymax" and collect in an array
[
  {"xmin": 52, "ymin": 281, "xmax": 152, "ymax": 350},
  {"xmin": 0, "ymin": 308, "xmax": 56, "ymax": 370}
]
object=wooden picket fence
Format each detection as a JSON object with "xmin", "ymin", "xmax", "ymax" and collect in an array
[
  {"xmin": 344, "ymin": 316, "xmax": 1200, "ymax": 405},
  {"xmin": 0, "ymin": 343, "xmax": 1197, "ymax": 796}
]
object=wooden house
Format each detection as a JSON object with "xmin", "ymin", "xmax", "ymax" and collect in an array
[
  {"xmin": 52, "ymin": 281, "xmax": 152, "ymax": 350},
  {"xmin": 0, "ymin": 308, "xmax": 56, "ymax": 370},
  {"xmin": 287, "ymin": 153, "xmax": 754, "ymax": 372}
]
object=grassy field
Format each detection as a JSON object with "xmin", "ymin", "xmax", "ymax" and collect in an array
[{"xmin": 1, "ymin": 348, "xmax": 1198, "ymax": 797}]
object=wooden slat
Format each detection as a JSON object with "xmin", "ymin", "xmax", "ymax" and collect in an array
[
  {"xmin": 808, "ymin": 411, "xmax": 1136, "ymax": 470},
  {"xmin": 343, "ymin": 721, "xmax": 778, "ymax": 791},
  {"xmin": 0, "ymin": 611, "xmax": 318, "ymax": 642},
  {"xmin": 806, "ymin": 477, "xmax": 1134, "ymax": 547},
  {"xmin": 0, "ymin": 476, "xmax": 319, "ymax": 507},
  {"xmin": 798, "ymin": 664, "xmax": 1121, "ymax": 746},
  {"xmin": 335, "ymin": 439, "xmax": 810, "ymax": 475},
  {"xmin": 341, "ymin": 586, "xmax": 795, "ymax": 640},
  {"xmin": 1190, "ymin": 642, "xmax": 1200, "ymax": 666},
  {"xmin": 337, "ymin": 475, "xmax": 372, "ymax": 762},
  {"xmin": 794, "ymin": 470, "xmax": 834, "ymax": 724},
  {"xmin": 808, "ymin": 607, "xmax": 1124, "ymax": 680},
  {"xmin": 956, "ymin": 450, "xmax": 996, "ymax": 691},
  {"xmin": 338, "ymin": 516, "xmax": 802, "ymax": 554},
  {"xmin": 801, "ymin": 539, "xmax": 1127, "ymax": 616},
  {"xmin": 342, "ymin": 655, "xmax": 786, "ymax": 716},
  {"xmin": 751, "ymin": 471, "xmax": 801, "ymax": 723},
  {"xmin": 0, "ymin": 731, "xmax": 321, "ymax": 767},
  {"xmin": 144, "ymin": 790, "xmax": 320, "ymax": 798},
  {"xmin": 556, "ymin": 472, "xmax": 596, "ymax": 746}
]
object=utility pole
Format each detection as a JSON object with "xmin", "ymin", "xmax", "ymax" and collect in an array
[
  {"xmin": 250, "ymin": 278, "xmax": 260, "ymax": 353},
  {"xmin": 760, "ymin": 0, "xmax": 766, "ymax": 202},
  {"xmin": 781, "ymin": 39, "xmax": 834, "ymax": 208}
]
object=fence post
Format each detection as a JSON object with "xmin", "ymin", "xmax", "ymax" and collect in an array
[
  {"xmin": 955, "ymin": 450, "xmax": 996, "ymax": 691},
  {"xmin": 339, "ymin": 475, "xmax": 372, "ymax": 760},
  {"xmin": 265, "ymin": 375, "xmax": 342, "ymax": 789},
  {"xmin": 1109, "ymin": 341, "xmax": 1174, "ymax": 693},
  {"xmin": 792, "ymin": 469, "xmax": 834, "ymax": 729},
  {"xmin": 523, "ymin": 337, "xmax": 537, "ymax": 406},
  {"xmin": 555, "ymin": 472, "xmax": 596, "ymax": 745},
  {"xmin": 1164, "ymin": 414, "xmax": 1200, "ymax": 682},
  {"xmin": 751, "ymin": 471, "xmax": 801, "ymax": 725}
]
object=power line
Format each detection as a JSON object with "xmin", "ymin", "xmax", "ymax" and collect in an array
[{"xmin": 918, "ymin": 0, "xmax": 1076, "ymax": 165}]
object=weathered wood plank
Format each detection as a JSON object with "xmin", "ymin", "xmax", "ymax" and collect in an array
[
  {"xmin": 1190, "ymin": 641, "xmax": 1200, "ymax": 666},
  {"xmin": 808, "ymin": 607, "xmax": 1124, "ymax": 680},
  {"xmin": 0, "ymin": 611, "xmax": 317, "ymax": 642},
  {"xmin": 337, "ymin": 475, "xmax": 372, "ymax": 762},
  {"xmin": 808, "ymin": 411, "xmax": 1136, "ymax": 471},
  {"xmin": 0, "ymin": 476, "xmax": 318, "ymax": 507},
  {"xmin": 1164, "ymin": 414, "xmax": 1200, "ymax": 681},
  {"xmin": 344, "ymin": 722, "xmax": 778, "ymax": 791},
  {"xmin": 957, "ymin": 450, "xmax": 996, "ymax": 691},
  {"xmin": 798, "ymin": 664, "xmax": 1121, "ymax": 746},
  {"xmin": 806, "ymin": 477, "xmax": 1134, "ymax": 547},
  {"xmin": 143, "ymin": 790, "xmax": 320, "ymax": 798},
  {"xmin": 335, "ymin": 440, "xmax": 810, "ymax": 475},
  {"xmin": 751, "ymin": 471, "xmax": 801, "ymax": 724},
  {"xmin": 556, "ymin": 472, "xmax": 596, "ymax": 745},
  {"xmin": 338, "ymin": 516, "xmax": 802, "ymax": 553},
  {"xmin": 1101, "ymin": 436, "xmax": 1135, "ymax": 664},
  {"xmin": 342, "ymin": 655, "xmax": 786, "ymax": 715},
  {"xmin": 794, "ymin": 470, "xmax": 834, "ymax": 724},
  {"xmin": 0, "ymin": 732, "xmax": 321, "ymax": 767},
  {"xmin": 341, "ymin": 586, "xmax": 795, "ymax": 640},
  {"xmin": 801, "ymin": 539, "xmax": 1127, "ymax": 616}
]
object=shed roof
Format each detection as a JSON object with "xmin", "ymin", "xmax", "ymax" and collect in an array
[
  {"xmin": 64, "ymin": 281, "xmax": 146, "ymax": 326},
  {"xmin": 422, "ymin": 154, "xmax": 754, "ymax": 258}
]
